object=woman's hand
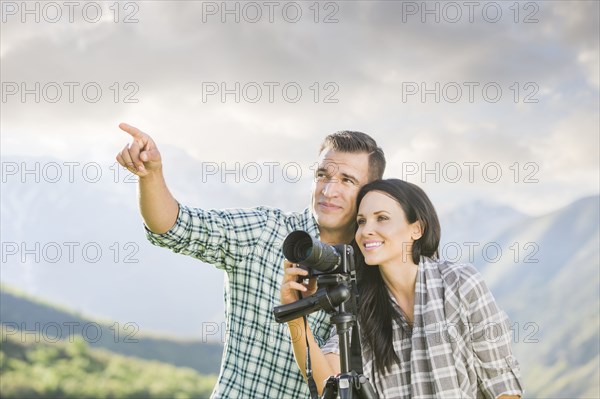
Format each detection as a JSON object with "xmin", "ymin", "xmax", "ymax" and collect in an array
[{"xmin": 280, "ymin": 260, "xmax": 318, "ymax": 305}]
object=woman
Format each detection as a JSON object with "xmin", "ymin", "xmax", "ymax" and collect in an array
[{"xmin": 281, "ymin": 178, "xmax": 523, "ymax": 398}]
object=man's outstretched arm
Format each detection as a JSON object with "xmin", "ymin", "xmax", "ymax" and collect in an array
[{"xmin": 116, "ymin": 123, "xmax": 179, "ymax": 234}]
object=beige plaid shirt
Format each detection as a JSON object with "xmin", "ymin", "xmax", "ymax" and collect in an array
[{"xmin": 322, "ymin": 257, "xmax": 524, "ymax": 398}]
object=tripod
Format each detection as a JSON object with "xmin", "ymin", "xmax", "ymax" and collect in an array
[
  {"xmin": 272, "ymin": 232, "xmax": 378, "ymax": 398},
  {"xmin": 273, "ymin": 269, "xmax": 378, "ymax": 398},
  {"xmin": 319, "ymin": 298, "xmax": 377, "ymax": 399}
]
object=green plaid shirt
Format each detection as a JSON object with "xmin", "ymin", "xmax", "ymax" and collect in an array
[{"xmin": 146, "ymin": 204, "xmax": 332, "ymax": 398}]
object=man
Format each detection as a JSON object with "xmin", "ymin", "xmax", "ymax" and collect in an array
[{"xmin": 116, "ymin": 123, "xmax": 385, "ymax": 398}]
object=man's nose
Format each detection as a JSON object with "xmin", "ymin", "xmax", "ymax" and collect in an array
[{"xmin": 321, "ymin": 179, "xmax": 341, "ymax": 197}]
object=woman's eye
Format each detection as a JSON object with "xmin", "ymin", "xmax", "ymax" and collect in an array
[
  {"xmin": 357, "ymin": 219, "xmax": 365, "ymax": 225},
  {"xmin": 377, "ymin": 216, "xmax": 389, "ymax": 221}
]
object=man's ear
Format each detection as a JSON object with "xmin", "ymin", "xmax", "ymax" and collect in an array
[{"xmin": 411, "ymin": 221, "xmax": 423, "ymax": 241}]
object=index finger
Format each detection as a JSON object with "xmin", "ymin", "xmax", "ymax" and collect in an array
[{"xmin": 119, "ymin": 122, "xmax": 145, "ymax": 140}]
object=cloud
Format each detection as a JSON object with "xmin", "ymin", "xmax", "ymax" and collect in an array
[
  {"xmin": 534, "ymin": 107, "xmax": 600, "ymax": 174},
  {"xmin": 1, "ymin": 1, "xmax": 598, "ymax": 215}
]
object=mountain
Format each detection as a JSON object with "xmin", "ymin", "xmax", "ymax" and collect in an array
[
  {"xmin": 438, "ymin": 199, "xmax": 527, "ymax": 246},
  {"xmin": 430, "ymin": 196, "xmax": 600, "ymax": 397},
  {"xmin": 1, "ymin": 152, "xmax": 598, "ymax": 398},
  {"xmin": 472, "ymin": 196, "xmax": 600, "ymax": 398},
  {"xmin": 0, "ymin": 285, "xmax": 223, "ymax": 375}
]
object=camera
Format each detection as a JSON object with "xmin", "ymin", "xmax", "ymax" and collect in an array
[
  {"xmin": 273, "ymin": 231, "xmax": 378, "ymax": 398},
  {"xmin": 273, "ymin": 230, "xmax": 354, "ymax": 323}
]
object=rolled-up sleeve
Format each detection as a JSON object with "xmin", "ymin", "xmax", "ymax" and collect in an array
[
  {"xmin": 145, "ymin": 203, "xmax": 269, "ymax": 272},
  {"xmin": 461, "ymin": 265, "xmax": 524, "ymax": 398}
]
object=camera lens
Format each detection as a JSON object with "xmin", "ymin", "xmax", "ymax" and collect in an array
[
  {"xmin": 283, "ymin": 231, "xmax": 340, "ymax": 272},
  {"xmin": 291, "ymin": 234, "xmax": 313, "ymax": 262}
]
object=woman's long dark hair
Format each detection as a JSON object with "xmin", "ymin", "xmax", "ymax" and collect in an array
[{"xmin": 355, "ymin": 179, "xmax": 441, "ymax": 374}]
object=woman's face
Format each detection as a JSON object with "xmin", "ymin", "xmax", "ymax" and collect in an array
[{"xmin": 355, "ymin": 191, "xmax": 422, "ymax": 266}]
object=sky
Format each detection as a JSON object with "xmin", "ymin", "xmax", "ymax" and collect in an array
[{"xmin": 1, "ymin": 0, "xmax": 599, "ymax": 218}]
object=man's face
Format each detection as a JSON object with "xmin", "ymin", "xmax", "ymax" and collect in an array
[{"xmin": 311, "ymin": 149, "xmax": 371, "ymax": 237}]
